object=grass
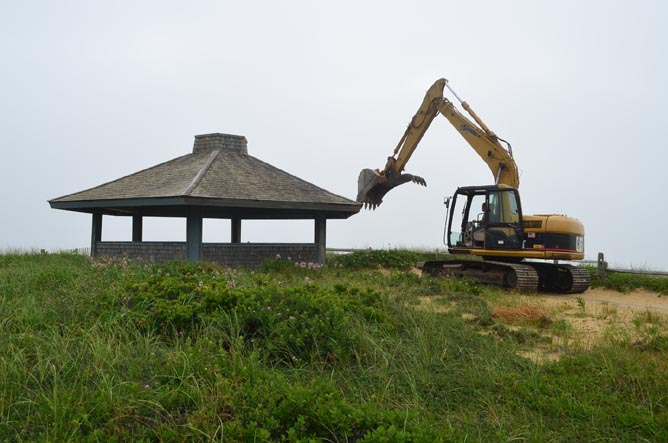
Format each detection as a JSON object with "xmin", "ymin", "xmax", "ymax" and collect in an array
[
  {"xmin": 592, "ymin": 269, "xmax": 668, "ymax": 295},
  {"xmin": 0, "ymin": 251, "xmax": 666, "ymax": 442}
]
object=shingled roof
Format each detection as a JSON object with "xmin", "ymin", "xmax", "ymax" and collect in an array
[{"xmin": 49, "ymin": 133, "xmax": 361, "ymax": 219}]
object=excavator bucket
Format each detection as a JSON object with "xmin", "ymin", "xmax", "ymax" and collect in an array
[
  {"xmin": 356, "ymin": 168, "xmax": 426, "ymax": 210},
  {"xmin": 356, "ymin": 169, "xmax": 385, "ymax": 210}
]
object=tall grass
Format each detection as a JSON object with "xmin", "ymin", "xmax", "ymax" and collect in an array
[{"xmin": 0, "ymin": 252, "xmax": 666, "ymax": 441}]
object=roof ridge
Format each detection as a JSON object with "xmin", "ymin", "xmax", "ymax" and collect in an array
[{"xmin": 183, "ymin": 150, "xmax": 219, "ymax": 196}]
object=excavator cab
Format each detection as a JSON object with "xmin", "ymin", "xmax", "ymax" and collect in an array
[{"xmin": 446, "ymin": 185, "xmax": 524, "ymax": 253}]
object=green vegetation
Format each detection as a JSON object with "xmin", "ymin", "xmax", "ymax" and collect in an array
[
  {"xmin": 592, "ymin": 270, "xmax": 668, "ymax": 295},
  {"xmin": 327, "ymin": 248, "xmax": 422, "ymax": 270},
  {"xmin": 0, "ymin": 251, "xmax": 667, "ymax": 442}
]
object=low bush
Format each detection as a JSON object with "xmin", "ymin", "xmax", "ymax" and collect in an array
[
  {"xmin": 124, "ymin": 262, "xmax": 390, "ymax": 366},
  {"xmin": 221, "ymin": 373, "xmax": 440, "ymax": 442},
  {"xmin": 327, "ymin": 249, "xmax": 421, "ymax": 270},
  {"xmin": 593, "ymin": 271, "xmax": 668, "ymax": 294}
]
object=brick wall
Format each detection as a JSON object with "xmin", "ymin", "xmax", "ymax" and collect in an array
[
  {"xmin": 202, "ymin": 243, "xmax": 318, "ymax": 267},
  {"xmin": 94, "ymin": 242, "xmax": 318, "ymax": 267},
  {"xmin": 95, "ymin": 242, "xmax": 186, "ymax": 263}
]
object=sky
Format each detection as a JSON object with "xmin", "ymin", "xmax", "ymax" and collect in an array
[{"xmin": 2, "ymin": 0, "xmax": 667, "ymax": 270}]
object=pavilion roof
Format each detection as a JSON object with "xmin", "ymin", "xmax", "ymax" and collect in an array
[{"xmin": 49, "ymin": 133, "xmax": 361, "ymax": 219}]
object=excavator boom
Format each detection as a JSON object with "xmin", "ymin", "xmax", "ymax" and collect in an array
[{"xmin": 357, "ymin": 78, "xmax": 518, "ymax": 208}]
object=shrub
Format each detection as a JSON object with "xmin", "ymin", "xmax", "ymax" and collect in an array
[
  {"xmin": 593, "ymin": 271, "xmax": 668, "ymax": 294},
  {"xmin": 328, "ymin": 249, "xmax": 421, "ymax": 270},
  {"xmin": 227, "ymin": 374, "xmax": 440, "ymax": 442},
  {"xmin": 123, "ymin": 262, "xmax": 390, "ymax": 365}
]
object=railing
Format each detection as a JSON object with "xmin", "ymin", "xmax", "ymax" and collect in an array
[
  {"xmin": 38, "ymin": 247, "xmax": 90, "ymax": 255},
  {"xmin": 593, "ymin": 253, "xmax": 668, "ymax": 279}
]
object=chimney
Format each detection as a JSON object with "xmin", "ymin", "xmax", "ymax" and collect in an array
[{"xmin": 193, "ymin": 133, "xmax": 248, "ymax": 154}]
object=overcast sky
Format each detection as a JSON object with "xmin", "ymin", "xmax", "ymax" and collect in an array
[{"xmin": 2, "ymin": 0, "xmax": 667, "ymax": 270}]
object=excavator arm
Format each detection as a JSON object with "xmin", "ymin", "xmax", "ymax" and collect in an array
[{"xmin": 357, "ymin": 78, "xmax": 519, "ymax": 209}]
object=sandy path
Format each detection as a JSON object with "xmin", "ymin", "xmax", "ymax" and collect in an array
[
  {"xmin": 543, "ymin": 288, "xmax": 668, "ymax": 312},
  {"xmin": 417, "ymin": 286, "xmax": 668, "ymax": 362}
]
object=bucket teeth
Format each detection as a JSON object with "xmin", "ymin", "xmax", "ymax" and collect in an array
[{"xmin": 412, "ymin": 175, "xmax": 427, "ymax": 186}]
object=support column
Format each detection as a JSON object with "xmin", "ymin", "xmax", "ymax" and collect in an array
[
  {"xmin": 132, "ymin": 215, "xmax": 143, "ymax": 242},
  {"xmin": 186, "ymin": 213, "xmax": 203, "ymax": 261},
  {"xmin": 231, "ymin": 216, "xmax": 242, "ymax": 243},
  {"xmin": 314, "ymin": 216, "xmax": 326, "ymax": 265},
  {"xmin": 91, "ymin": 212, "xmax": 102, "ymax": 257}
]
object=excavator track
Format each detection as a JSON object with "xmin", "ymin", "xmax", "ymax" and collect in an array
[
  {"xmin": 422, "ymin": 260, "xmax": 539, "ymax": 292},
  {"xmin": 564, "ymin": 266, "xmax": 591, "ymax": 294},
  {"xmin": 528, "ymin": 263, "xmax": 591, "ymax": 294},
  {"xmin": 422, "ymin": 260, "xmax": 591, "ymax": 293},
  {"xmin": 503, "ymin": 262, "xmax": 541, "ymax": 292}
]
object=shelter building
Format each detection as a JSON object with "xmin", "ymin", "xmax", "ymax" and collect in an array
[{"xmin": 49, "ymin": 133, "xmax": 360, "ymax": 266}]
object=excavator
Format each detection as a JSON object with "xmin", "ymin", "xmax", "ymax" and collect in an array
[{"xmin": 357, "ymin": 78, "xmax": 590, "ymax": 293}]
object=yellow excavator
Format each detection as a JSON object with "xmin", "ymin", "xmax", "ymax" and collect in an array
[{"xmin": 357, "ymin": 78, "xmax": 590, "ymax": 293}]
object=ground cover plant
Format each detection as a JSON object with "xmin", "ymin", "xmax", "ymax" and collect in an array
[
  {"xmin": 592, "ymin": 270, "xmax": 668, "ymax": 295},
  {"xmin": 0, "ymin": 250, "xmax": 666, "ymax": 442}
]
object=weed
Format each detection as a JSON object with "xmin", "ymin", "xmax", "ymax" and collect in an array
[
  {"xmin": 640, "ymin": 309, "xmax": 663, "ymax": 325},
  {"xmin": 550, "ymin": 319, "xmax": 573, "ymax": 337},
  {"xmin": 492, "ymin": 324, "xmax": 551, "ymax": 346},
  {"xmin": 598, "ymin": 302, "xmax": 617, "ymax": 319},
  {"xmin": 634, "ymin": 334, "xmax": 668, "ymax": 352}
]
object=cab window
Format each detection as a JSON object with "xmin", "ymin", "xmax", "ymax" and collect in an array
[{"xmin": 487, "ymin": 190, "xmax": 520, "ymax": 225}]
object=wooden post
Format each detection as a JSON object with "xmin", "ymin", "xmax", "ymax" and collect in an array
[
  {"xmin": 186, "ymin": 214, "xmax": 203, "ymax": 261},
  {"xmin": 314, "ymin": 216, "xmax": 326, "ymax": 265},
  {"xmin": 597, "ymin": 252, "xmax": 608, "ymax": 280},
  {"xmin": 91, "ymin": 212, "xmax": 102, "ymax": 257},
  {"xmin": 132, "ymin": 215, "xmax": 143, "ymax": 242},
  {"xmin": 231, "ymin": 216, "xmax": 242, "ymax": 243}
]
